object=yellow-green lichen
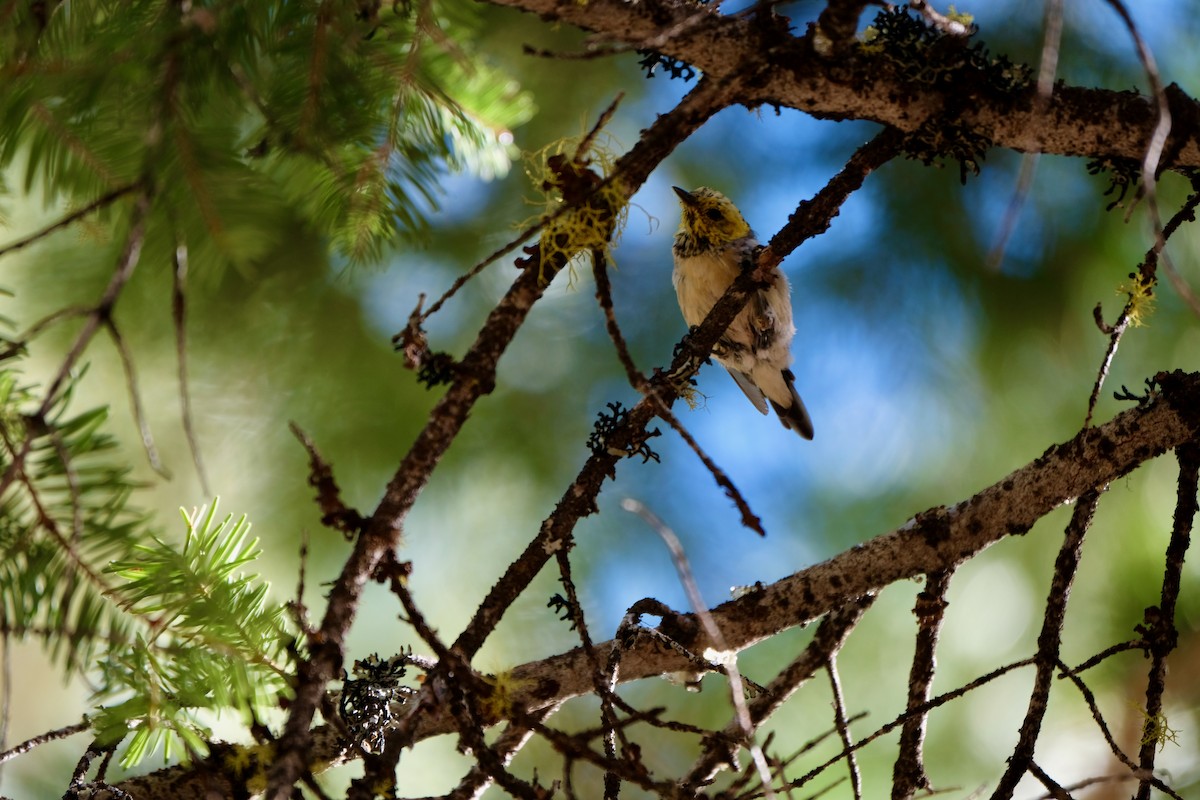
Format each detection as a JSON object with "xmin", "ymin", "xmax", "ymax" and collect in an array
[
  {"xmin": 522, "ymin": 127, "xmax": 630, "ymax": 286},
  {"xmin": 1118, "ymin": 273, "xmax": 1155, "ymax": 327}
]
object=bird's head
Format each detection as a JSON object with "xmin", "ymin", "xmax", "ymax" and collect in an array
[{"xmin": 673, "ymin": 186, "xmax": 752, "ymax": 247}]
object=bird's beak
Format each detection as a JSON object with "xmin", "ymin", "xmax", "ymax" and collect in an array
[{"xmin": 672, "ymin": 186, "xmax": 696, "ymax": 206}]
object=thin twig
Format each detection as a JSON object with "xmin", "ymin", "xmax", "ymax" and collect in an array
[
  {"xmin": 1085, "ymin": 302, "xmax": 1134, "ymax": 429},
  {"xmin": 1060, "ymin": 639, "xmax": 1145, "ymax": 676},
  {"xmin": 786, "ymin": 658, "xmax": 1038, "ymax": 793},
  {"xmin": 622, "ymin": 499, "xmax": 776, "ymax": 800},
  {"xmin": 1103, "ymin": 0, "xmax": 1200, "ymax": 316},
  {"xmin": 684, "ymin": 597, "xmax": 874, "ymax": 789},
  {"xmin": 989, "ymin": 489, "xmax": 1101, "ymax": 799},
  {"xmin": 1133, "ymin": 442, "xmax": 1198, "ymax": 800},
  {"xmin": 0, "ymin": 717, "xmax": 91, "ymax": 766},
  {"xmin": 986, "ymin": 0, "xmax": 1062, "ymax": 271},
  {"xmin": 510, "ymin": 709, "xmax": 678, "ymax": 796},
  {"xmin": 0, "ymin": 423, "xmax": 124, "ymax": 609},
  {"xmin": 380, "ymin": 559, "xmax": 550, "ymax": 800},
  {"xmin": 1031, "ymin": 770, "xmax": 1171, "ymax": 799},
  {"xmin": 0, "ymin": 184, "xmax": 137, "ymax": 260},
  {"xmin": 289, "ymin": 422, "xmax": 367, "ymax": 539},
  {"xmin": 39, "ymin": 185, "xmax": 154, "ymax": 418},
  {"xmin": 172, "ymin": 239, "xmax": 210, "ymax": 495},
  {"xmin": 651, "ymin": 401, "xmax": 765, "ymax": 536},
  {"xmin": 1027, "ymin": 761, "xmax": 1071, "ymax": 800},
  {"xmin": 1055, "ymin": 658, "xmax": 1138, "ymax": 772},
  {"xmin": 446, "ymin": 707, "xmax": 562, "ymax": 800},
  {"xmin": 591, "ymin": 249, "xmax": 646, "ymax": 389},
  {"xmin": 0, "ymin": 186, "xmax": 154, "ymax": 503},
  {"xmin": 892, "ymin": 568, "xmax": 954, "ymax": 799},
  {"xmin": 552, "ymin": 548, "xmax": 626, "ymax": 800},
  {"xmin": 825, "ymin": 654, "xmax": 861, "ymax": 800},
  {"xmin": 417, "ymin": 94, "xmax": 625, "ymax": 325},
  {"xmin": 1085, "ymin": 190, "xmax": 1200, "ymax": 426},
  {"xmin": 760, "ymin": 128, "xmax": 905, "ymax": 268},
  {"xmin": 105, "ymin": 318, "xmax": 170, "ymax": 478},
  {"xmin": 0, "ymin": 306, "xmax": 91, "ymax": 362}
]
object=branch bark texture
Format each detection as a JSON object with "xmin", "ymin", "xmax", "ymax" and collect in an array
[
  {"xmin": 484, "ymin": 0, "xmax": 1200, "ymax": 169},
  {"xmin": 111, "ymin": 371, "xmax": 1200, "ymax": 799},
  {"xmin": 406, "ymin": 370, "xmax": 1200, "ymax": 740}
]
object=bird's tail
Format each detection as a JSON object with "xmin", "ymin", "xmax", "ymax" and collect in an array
[{"xmin": 769, "ymin": 369, "xmax": 814, "ymax": 440}]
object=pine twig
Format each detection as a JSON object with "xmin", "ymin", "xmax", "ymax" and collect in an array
[
  {"xmin": 788, "ymin": 658, "xmax": 1038, "ymax": 792},
  {"xmin": 289, "ymin": 422, "xmax": 367, "ymax": 539},
  {"xmin": 825, "ymin": 654, "xmax": 862, "ymax": 800},
  {"xmin": 0, "ymin": 718, "xmax": 90, "ymax": 765},
  {"xmin": 1102, "ymin": 0, "xmax": 1200, "ymax": 316},
  {"xmin": 1086, "ymin": 190, "xmax": 1200, "ymax": 427},
  {"xmin": 1133, "ymin": 442, "xmax": 1198, "ymax": 800},
  {"xmin": 1055, "ymin": 660, "xmax": 1138, "ymax": 774},
  {"xmin": 683, "ymin": 597, "xmax": 874, "ymax": 789},
  {"xmin": 171, "ymin": 239, "xmax": 211, "ymax": 496},
  {"xmin": 104, "ymin": 318, "xmax": 170, "ymax": 479},
  {"xmin": 989, "ymin": 488, "xmax": 1101, "ymax": 799},
  {"xmin": 892, "ymin": 568, "xmax": 954, "ymax": 799},
  {"xmin": 623, "ymin": 499, "xmax": 776, "ymax": 799},
  {"xmin": 0, "ymin": 184, "xmax": 137, "ymax": 260},
  {"xmin": 986, "ymin": 0, "xmax": 1062, "ymax": 271},
  {"xmin": 551, "ymin": 548, "xmax": 627, "ymax": 800}
]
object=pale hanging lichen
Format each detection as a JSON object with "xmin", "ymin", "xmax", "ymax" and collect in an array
[{"xmin": 521, "ymin": 120, "xmax": 630, "ymax": 286}]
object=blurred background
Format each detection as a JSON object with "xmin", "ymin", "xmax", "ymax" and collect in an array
[{"xmin": 2, "ymin": 0, "xmax": 1199, "ymax": 796}]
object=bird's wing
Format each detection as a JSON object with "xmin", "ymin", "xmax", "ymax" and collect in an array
[
  {"xmin": 725, "ymin": 368, "xmax": 769, "ymax": 415},
  {"xmin": 747, "ymin": 290, "xmax": 780, "ymax": 351}
]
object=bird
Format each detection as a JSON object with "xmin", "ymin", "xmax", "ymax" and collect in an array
[{"xmin": 671, "ymin": 185, "xmax": 814, "ymax": 440}]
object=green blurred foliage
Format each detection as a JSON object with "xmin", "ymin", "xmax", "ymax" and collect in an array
[{"xmin": 2, "ymin": 0, "xmax": 1199, "ymax": 796}]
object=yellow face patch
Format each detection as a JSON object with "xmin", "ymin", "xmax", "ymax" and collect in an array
[{"xmin": 674, "ymin": 186, "xmax": 752, "ymax": 248}]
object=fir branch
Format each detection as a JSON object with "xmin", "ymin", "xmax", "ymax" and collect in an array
[
  {"xmin": 95, "ymin": 502, "xmax": 294, "ymax": 767},
  {"xmin": 0, "ymin": 369, "xmax": 141, "ymax": 673}
]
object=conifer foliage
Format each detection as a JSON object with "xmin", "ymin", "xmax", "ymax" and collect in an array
[{"xmin": 2, "ymin": 1, "xmax": 1199, "ymax": 799}]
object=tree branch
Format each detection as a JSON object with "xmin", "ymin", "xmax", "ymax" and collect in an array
[
  {"xmin": 990, "ymin": 489, "xmax": 1100, "ymax": 798},
  {"xmin": 483, "ymin": 0, "xmax": 1200, "ymax": 168},
  {"xmin": 891, "ymin": 568, "xmax": 953, "ymax": 799},
  {"xmin": 108, "ymin": 370, "xmax": 1200, "ymax": 799},
  {"xmin": 266, "ymin": 74, "xmax": 738, "ymax": 799},
  {"xmin": 397, "ymin": 370, "xmax": 1200, "ymax": 742}
]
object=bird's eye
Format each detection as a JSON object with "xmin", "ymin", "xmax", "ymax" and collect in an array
[{"xmin": 705, "ymin": 208, "xmax": 724, "ymax": 221}]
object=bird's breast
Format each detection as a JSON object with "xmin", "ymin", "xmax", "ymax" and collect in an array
[{"xmin": 672, "ymin": 250, "xmax": 741, "ymax": 328}]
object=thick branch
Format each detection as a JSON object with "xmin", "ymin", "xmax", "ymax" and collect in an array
[
  {"xmin": 110, "ymin": 372, "xmax": 1200, "ymax": 799},
  {"xmin": 484, "ymin": 0, "xmax": 1200, "ymax": 168},
  {"xmin": 404, "ymin": 370, "xmax": 1200, "ymax": 741}
]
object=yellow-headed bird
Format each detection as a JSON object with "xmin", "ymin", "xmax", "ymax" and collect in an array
[{"xmin": 672, "ymin": 186, "xmax": 814, "ymax": 439}]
